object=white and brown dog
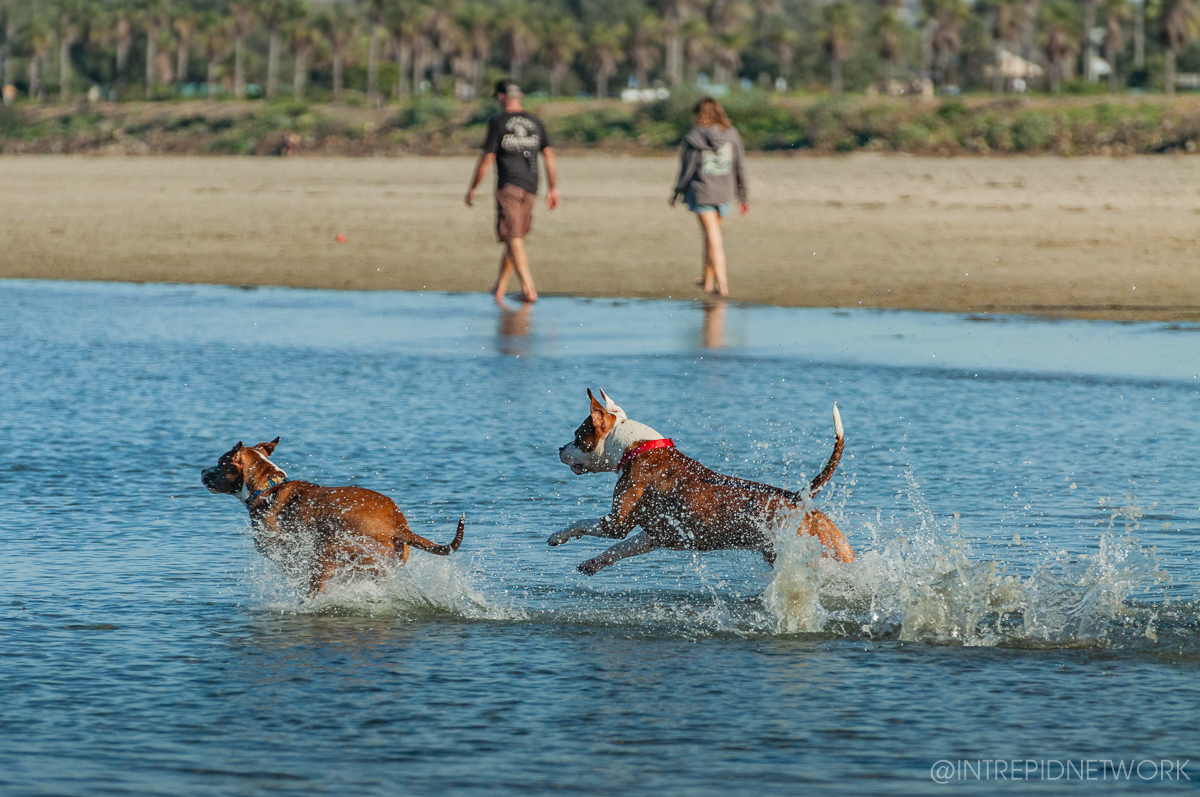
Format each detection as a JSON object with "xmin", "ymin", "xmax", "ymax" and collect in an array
[
  {"xmin": 551, "ymin": 390, "xmax": 855, "ymax": 575},
  {"xmin": 202, "ymin": 438, "xmax": 464, "ymax": 596}
]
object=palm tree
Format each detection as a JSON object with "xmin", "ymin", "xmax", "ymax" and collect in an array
[
  {"xmin": 627, "ymin": 11, "xmax": 661, "ymax": 88},
  {"xmin": 587, "ymin": 21, "xmax": 625, "ymax": 98},
  {"xmin": 682, "ymin": 14, "xmax": 711, "ymax": 83},
  {"xmin": 767, "ymin": 22, "xmax": 797, "ymax": 87},
  {"xmin": 708, "ymin": 0, "xmax": 751, "ymax": 85},
  {"xmin": 990, "ymin": 0, "xmax": 1023, "ymax": 93},
  {"xmin": 230, "ymin": 2, "xmax": 256, "ymax": 99},
  {"xmin": 316, "ymin": 1, "xmax": 357, "ymax": 101},
  {"xmin": 1160, "ymin": 0, "xmax": 1197, "ymax": 95},
  {"xmin": 1103, "ymin": 0, "xmax": 1128, "ymax": 91},
  {"xmin": 56, "ymin": 0, "xmax": 83, "ymax": 103},
  {"xmin": 287, "ymin": 12, "xmax": 318, "ymax": 99},
  {"xmin": 174, "ymin": 6, "xmax": 199, "ymax": 92},
  {"xmin": 386, "ymin": 0, "xmax": 423, "ymax": 100},
  {"xmin": 540, "ymin": 14, "xmax": 581, "ymax": 96},
  {"xmin": 823, "ymin": 0, "xmax": 859, "ymax": 94},
  {"xmin": 1, "ymin": 0, "xmax": 16, "ymax": 95},
  {"xmin": 457, "ymin": 1, "xmax": 492, "ymax": 97},
  {"xmin": 660, "ymin": 0, "xmax": 691, "ymax": 87},
  {"xmin": 26, "ymin": 18, "xmax": 53, "ymax": 101},
  {"xmin": 1039, "ymin": 0, "xmax": 1079, "ymax": 91},
  {"xmin": 496, "ymin": 0, "xmax": 538, "ymax": 81},
  {"xmin": 923, "ymin": 0, "xmax": 967, "ymax": 86},
  {"xmin": 875, "ymin": 0, "xmax": 906, "ymax": 89},
  {"xmin": 142, "ymin": 0, "xmax": 173, "ymax": 99},
  {"xmin": 258, "ymin": 0, "xmax": 305, "ymax": 100},
  {"xmin": 108, "ymin": 5, "xmax": 133, "ymax": 100},
  {"xmin": 362, "ymin": 0, "xmax": 386, "ymax": 104},
  {"xmin": 199, "ymin": 12, "xmax": 232, "ymax": 97}
]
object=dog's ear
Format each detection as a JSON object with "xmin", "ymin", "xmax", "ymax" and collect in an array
[
  {"xmin": 598, "ymin": 389, "xmax": 627, "ymax": 421},
  {"xmin": 234, "ymin": 441, "xmax": 244, "ymax": 452},
  {"xmin": 258, "ymin": 437, "xmax": 280, "ymax": 456},
  {"xmin": 588, "ymin": 389, "xmax": 617, "ymax": 437}
]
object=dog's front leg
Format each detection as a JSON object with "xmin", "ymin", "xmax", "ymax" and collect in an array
[
  {"xmin": 548, "ymin": 516, "xmax": 623, "ymax": 546},
  {"xmin": 577, "ymin": 531, "xmax": 659, "ymax": 576}
]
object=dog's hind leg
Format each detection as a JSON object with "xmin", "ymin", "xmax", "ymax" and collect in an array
[{"xmin": 577, "ymin": 531, "xmax": 659, "ymax": 576}]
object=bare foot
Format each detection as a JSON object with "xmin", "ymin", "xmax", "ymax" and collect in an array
[
  {"xmin": 694, "ymin": 276, "xmax": 705, "ymax": 286},
  {"xmin": 521, "ymin": 292, "xmax": 538, "ymax": 303}
]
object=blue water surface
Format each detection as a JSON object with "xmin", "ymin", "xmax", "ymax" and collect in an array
[{"xmin": 1, "ymin": 280, "xmax": 1198, "ymax": 795}]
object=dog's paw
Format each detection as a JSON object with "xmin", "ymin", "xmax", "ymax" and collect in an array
[
  {"xmin": 547, "ymin": 529, "xmax": 577, "ymax": 546},
  {"xmin": 577, "ymin": 558, "xmax": 606, "ymax": 576}
]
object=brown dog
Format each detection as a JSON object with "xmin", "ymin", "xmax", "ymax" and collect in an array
[
  {"xmin": 202, "ymin": 438, "xmax": 464, "ymax": 596},
  {"xmin": 552, "ymin": 390, "xmax": 854, "ymax": 575}
]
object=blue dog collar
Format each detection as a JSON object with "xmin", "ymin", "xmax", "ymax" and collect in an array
[{"xmin": 247, "ymin": 474, "xmax": 287, "ymax": 503}]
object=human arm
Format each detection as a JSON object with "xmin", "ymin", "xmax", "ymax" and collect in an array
[
  {"xmin": 733, "ymin": 130, "xmax": 749, "ymax": 211},
  {"xmin": 671, "ymin": 139, "xmax": 700, "ymax": 206},
  {"xmin": 543, "ymin": 146, "xmax": 559, "ymax": 210},
  {"xmin": 464, "ymin": 151, "xmax": 495, "ymax": 207}
]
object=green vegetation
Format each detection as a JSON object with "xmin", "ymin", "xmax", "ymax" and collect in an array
[
  {"xmin": 2, "ymin": 0, "xmax": 1200, "ymax": 109},
  {"xmin": 5, "ymin": 93, "xmax": 1200, "ymax": 156}
]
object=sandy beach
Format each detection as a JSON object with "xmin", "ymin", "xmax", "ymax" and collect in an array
[{"xmin": 3, "ymin": 154, "xmax": 1198, "ymax": 320}]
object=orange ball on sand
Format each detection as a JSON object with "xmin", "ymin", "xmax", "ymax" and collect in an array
[{"xmin": 336, "ymin": 234, "xmax": 346, "ymax": 243}]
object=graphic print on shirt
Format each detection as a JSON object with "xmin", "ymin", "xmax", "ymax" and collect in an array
[
  {"xmin": 700, "ymin": 142, "xmax": 734, "ymax": 176},
  {"xmin": 501, "ymin": 117, "xmax": 542, "ymax": 155}
]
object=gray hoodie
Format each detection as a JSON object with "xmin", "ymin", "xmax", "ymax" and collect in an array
[{"xmin": 673, "ymin": 124, "xmax": 748, "ymax": 206}]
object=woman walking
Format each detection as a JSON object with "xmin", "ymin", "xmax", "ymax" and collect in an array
[{"xmin": 671, "ymin": 98, "xmax": 749, "ymax": 297}]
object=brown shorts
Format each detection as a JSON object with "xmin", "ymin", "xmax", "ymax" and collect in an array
[{"xmin": 495, "ymin": 184, "xmax": 535, "ymax": 242}]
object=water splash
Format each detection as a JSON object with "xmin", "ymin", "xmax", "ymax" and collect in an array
[{"xmin": 765, "ymin": 470, "xmax": 1177, "ymax": 648}]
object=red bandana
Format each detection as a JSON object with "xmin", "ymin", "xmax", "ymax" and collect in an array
[{"xmin": 618, "ymin": 438, "xmax": 675, "ymax": 473}]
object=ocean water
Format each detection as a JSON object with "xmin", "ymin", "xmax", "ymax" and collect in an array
[{"xmin": 1, "ymin": 280, "xmax": 1198, "ymax": 795}]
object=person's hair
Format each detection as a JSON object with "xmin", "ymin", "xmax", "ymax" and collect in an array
[
  {"xmin": 495, "ymin": 79, "xmax": 521, "ymax": 98},
  {"xmin": 694, "ymin": 97, "xmax": 732, "ymax": 130}
]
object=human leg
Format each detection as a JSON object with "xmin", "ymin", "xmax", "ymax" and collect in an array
[
  {"xmin": 698, "ymin": 210, "xmax": 728, "ymax": 296},
  {"xmin": 491, "ymin": 246, "xmax": 516, "ymax": 300},
  {"xmin": 507, "ymin": 237, "xmax": 538, "ymax": 302}
]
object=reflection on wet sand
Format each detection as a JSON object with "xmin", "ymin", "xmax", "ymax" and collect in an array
[
  {"xmin": 701, "ymin": 300, "xmax": 726, "ymax": 349},
  {"xmin": 496, "ymin": 300, "xmax": 532, "ymax": 356}
]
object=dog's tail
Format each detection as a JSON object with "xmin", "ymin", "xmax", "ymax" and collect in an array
[
  {"xmin": 403, "ymin": 513, "xmax": 466, "ymax": 556},
  {"xmin": 803, "ymin": 404, "xmax": 844, "ymax": 499}
]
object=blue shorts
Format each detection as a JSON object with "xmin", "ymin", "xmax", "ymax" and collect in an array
[{"xmin": 688, "ymin": 201, "xmax": 731, "ymax": 217}]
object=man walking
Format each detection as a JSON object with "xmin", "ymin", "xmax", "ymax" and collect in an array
[{"xmin": 465, "ymin": 80, "xmax": 558, "ymax": 304}]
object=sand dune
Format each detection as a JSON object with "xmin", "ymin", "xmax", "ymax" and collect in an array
[{"xmin": 3, "ymin": 154, "xmax": 1198, "ymax": 320}]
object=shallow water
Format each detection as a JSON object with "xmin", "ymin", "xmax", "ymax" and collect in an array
[{"xmin": 2, "ymin": 280, "xmax": 1198, "ymax": 795}]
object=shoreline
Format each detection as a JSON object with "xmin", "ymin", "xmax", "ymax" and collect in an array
[{"xmin": 3, "ymin": 154, "xmax": 1199, "ymax": 323}]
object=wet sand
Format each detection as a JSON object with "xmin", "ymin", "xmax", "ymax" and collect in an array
[{"xmin": 3, "ymin": 154, "xmax": 1199, "ymax": 320}]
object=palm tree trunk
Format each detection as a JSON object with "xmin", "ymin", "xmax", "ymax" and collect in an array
[
  {"xmin": 59, "ymin": 36, "xmax": 71, "ymax": 103},
  {"xmin": 396, "ymin": 40, "xmax": 411, "ymax": 99},
  {"xmin": 235, "ymin": 36, "xmax": 245, "ymax": 98},
  {"xmin": 266, "ymin": 27, "xmax": 280, "ymax": 99},
  {"xmin": 1165, "ymin": 49, "xmax": 1176, "ymax": 95},
  {"xmin": 293, "ymin": 49, "xmax": 306, "ymax": 100},
  {"xmin": 367, "ymin": 25, "xmax": 380, "ymax": 105},
  {"xmin": 1107, "ymin": 37, "xmax": 1118, "ymax": 92},
  {"xmin": 207, "ymin": 59, "xmax": 218, "ymax": 97},
  {"xmin": 550, "ymin": 64, "xmax": 563, "ymax": 96},
  {"xmin": 994, "ymin": 42, "xmax": 1005, "ymax": 94},
  {"xmin": 1134, "ymin": 0, "xmax": 1144, "ymax": 67},
  {"xmin": 597, "ymin": 70, "xmax": 609, "ymax": 98},
  {"xmin": 831, "ymin": 58, "xmax": 842, "ymax": 95},
  {"xmin": 1084, "ymin": 0, "xmax": 1097, "ymax": 81},
  {"xmin": 333, "ymin": 49, "xmax": 344, "ymax": 101},
  {"xmin": 116, "ymin": 40, "xmax": 129, "ymax": 100},
  {"xmin": 30, "ymin": 54, "xmax": 41, "ymax": 101},
  {"xmin": 665, "ymin": 32, "xmax": 682, "ymax": 86},
  {"xmin": 177, "ymin": 41, "xmax": 189, "ymax": 90},
  {"xmin": 146, "ymin": 27, "xmax": 158, "ymax": 100}
]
